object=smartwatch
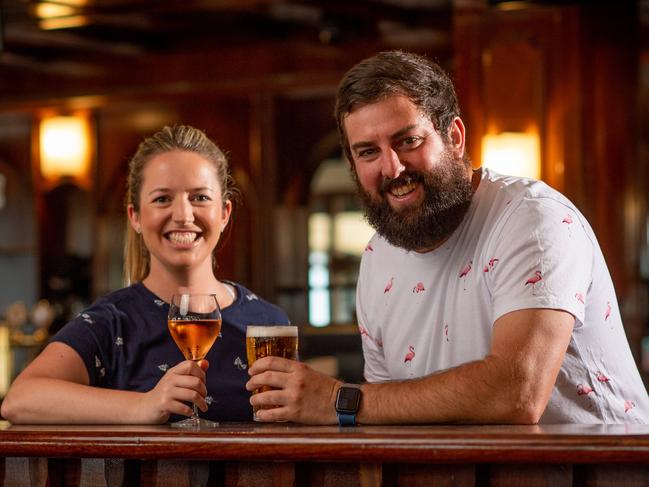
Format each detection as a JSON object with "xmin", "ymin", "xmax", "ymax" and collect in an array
[{"xmin": 335, "ymin": 383, "xmax": 362, "ymax": 426}]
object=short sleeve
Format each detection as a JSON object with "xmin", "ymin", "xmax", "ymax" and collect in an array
[
  {"xmin": 488, "ymin": 197, "xmax": 593, "ymax": 326},
  {"xmin": 356, "ymin": 266, "xmax": 391, "ymax": 383},
  {"xmin": 50, "ymin": 302, "xmax": 120, "ymax": 386}
]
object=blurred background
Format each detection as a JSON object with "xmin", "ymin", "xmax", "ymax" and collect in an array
[{"xmin": 0, "ymin": 0, "xmax": 647, "ymax": 400}]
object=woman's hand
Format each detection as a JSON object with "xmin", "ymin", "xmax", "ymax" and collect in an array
[{"xmin": 137, "ymin": 360, "xmax": 210, "ymax": 424}]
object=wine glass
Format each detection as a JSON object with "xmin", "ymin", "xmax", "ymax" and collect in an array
[{"xmin": 168, "ymin": 293, "xmax": 222, "ymax": 429}]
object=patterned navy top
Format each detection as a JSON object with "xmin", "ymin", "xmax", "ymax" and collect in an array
[{"xmin": 51, "ymin": 282, "xmax": 290, "ymax": 422}]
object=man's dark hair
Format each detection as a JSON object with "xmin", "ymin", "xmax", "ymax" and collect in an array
[{"xmin": 334, "ymin": 50, "xmax": 461, "ymax": 161}]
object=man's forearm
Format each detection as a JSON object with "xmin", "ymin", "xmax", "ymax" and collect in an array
[{"xmin": 356, "ymin": 355, "xmax": 543, "ymax": 425}]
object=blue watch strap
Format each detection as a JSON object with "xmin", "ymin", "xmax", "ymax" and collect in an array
[{"xmin": 337, "ymin": 412, "xmax": 356, "ymax": 426}]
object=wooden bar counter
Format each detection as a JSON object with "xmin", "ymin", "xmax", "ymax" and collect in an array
[{"xmin": 0, "ymin": 421, "xmax": 648, "ymax": 486}]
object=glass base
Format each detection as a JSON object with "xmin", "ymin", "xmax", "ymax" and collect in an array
[{"xmin": 171, "ymin": 417, "xmax": 219, "ymax": 429}]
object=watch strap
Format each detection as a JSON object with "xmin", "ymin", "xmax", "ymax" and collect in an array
[{"xmin": 337, "ymin": 412, "xmax": 356, "ymax": 426}]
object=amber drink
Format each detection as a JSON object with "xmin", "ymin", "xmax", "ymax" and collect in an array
[
  {"xmin": 169, "ymin": 319, "xmax": 221, "ymax": 361},
  {"xmin": 246, "ymin": 325, "xmax": 298, "ymax": 420}
]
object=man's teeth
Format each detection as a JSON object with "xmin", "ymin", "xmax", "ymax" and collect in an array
[
  {"xmin": 390, "ymin": 180, "xmax": 417, "ymax": 197},
  {"xmin": 168, "ymin": 232, "xmax": 198, "ymax": 244}
]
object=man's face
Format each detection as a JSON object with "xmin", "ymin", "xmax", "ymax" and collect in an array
[{"xmin": 343, "ymin": 94, "xmax": 474, "ymax": 251}]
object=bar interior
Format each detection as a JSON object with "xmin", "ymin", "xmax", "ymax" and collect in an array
[{"xmin": 0, "ymin": 1, "xmax": 648, "ymax": 485}]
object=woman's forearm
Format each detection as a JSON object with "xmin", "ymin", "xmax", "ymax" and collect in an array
[{"xmin": 1, "ymin": 377, "xmax": 148, "ymax": 424}]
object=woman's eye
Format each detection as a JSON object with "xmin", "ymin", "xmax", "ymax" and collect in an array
[
  {"xmin": 192, "ymin": 194, "xmax": 211, "ymax": 202},
  {"xmin": 152, "ymin": 195, "xmax": 170, "ymax": 203}
]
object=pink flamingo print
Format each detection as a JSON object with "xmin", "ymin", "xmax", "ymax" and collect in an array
[
  {"xmin": 444, "ymin": 323, "xmax": 449, "ymax": 342},
  {"xmin": 384, "ymin": 277, "xmax": 393, "ymax": 294},
  {"xmin": 596, "ymin": 371, "xmax": 610, "ymax": 383},
  {"xmin": 604, "ymin": 301, "xmax": 611, "ymax": 321},
  {"xmin": 458, "ymin": 261, "xmax": 472, "ymax": 290},
  {"xmin": 365, "ymin": 243, "xmax": 374, "ymax": 252},
  {"xmin": 412, "ymin": 282, "xmax": 425, "ymax": 294},
  {"xmin": 577, "ymin": 384, "xmax": 594, "ymax": 396},
  {"xmin": 359, "ymin": 325, "xmax": 370, "ymax": 338},
  {"xmin": 524, "ymin": 270, "xmax": 542, "ymax": 295},
  {"xmin": 562, "ymin": 214, "xmax": 573, "ymax": 237},
  {"xmin": 624, "ymin": 400, "xmax": 635, "ymax": 413},
  {"xmin": 484, "ymin": 258, "xmax": 500, "ymax": 274},
  {"xmin": 404, "ymin": 345, "xmax": 415, "ymax": 366},
  {"xmin": 376, "ymin": 339, "xmax": 384, "ymax": 348},
  {"xmin": 575, "ymin": 292, "xmax": 585, "ymax": 304}
]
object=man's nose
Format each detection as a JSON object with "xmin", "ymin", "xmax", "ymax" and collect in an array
[
  {"xmin": 172, "ymin": 198, "xmax": 194, "ymax": 224},
  {"xmin": 380, "ymin": 148, "xmax": 405, "ymax": 180}
]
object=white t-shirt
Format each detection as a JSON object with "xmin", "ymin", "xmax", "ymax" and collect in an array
[{"xmin": 357, "ymin": 168, "xmax": 649, "ymax": 423}]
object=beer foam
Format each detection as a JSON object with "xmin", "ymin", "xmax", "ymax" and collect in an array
[{"xmin": 246, "ymin": 325, "xmax": 298, "ymax": 337}]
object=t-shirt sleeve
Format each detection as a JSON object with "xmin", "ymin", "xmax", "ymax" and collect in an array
[
  {"xmin": 50, "ymin": 302, "xmax": 118, "ymax": 387},
  {"xmin": 356, "ymin": 265, "xmax": 391, "ymax": 383},
  {"xmin": 488, "ymin": 196, "xmax": 593, "ymax": 326}
]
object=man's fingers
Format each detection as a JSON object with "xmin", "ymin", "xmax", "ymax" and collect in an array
[{"xmin": 248, "ymin": 356, "xmax": 296, "ymax": 375}]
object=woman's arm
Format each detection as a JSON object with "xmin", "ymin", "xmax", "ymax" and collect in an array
[{"xmin": 1, "ymin": 342, "xmax": 209, "ymax": 424}]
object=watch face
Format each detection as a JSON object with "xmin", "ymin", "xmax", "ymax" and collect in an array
[{"xmin": 336, "ymin": 386, "xmax": 361, "ymax": 414}]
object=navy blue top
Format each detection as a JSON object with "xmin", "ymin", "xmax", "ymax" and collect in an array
[{"xmin": 51, "ymin": 282, "xmax": 290, "ymax": 422}]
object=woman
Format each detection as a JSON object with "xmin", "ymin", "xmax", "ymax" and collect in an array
[{"xmin": 1, "ymin": 125, "xmax": 289, "ymax": 424}]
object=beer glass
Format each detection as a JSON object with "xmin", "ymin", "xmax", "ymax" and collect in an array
[
  {"xmin": 168, "ymin": 293, "xmax": 222, "ymax": 429},
  {"xmin": 246, "ymin": 325, "xmax": 299, "ymax": 421}
]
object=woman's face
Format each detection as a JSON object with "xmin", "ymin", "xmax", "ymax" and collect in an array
[{"xmin": 128, "ymin": 150, "xmax": 231, "ymax": 276}]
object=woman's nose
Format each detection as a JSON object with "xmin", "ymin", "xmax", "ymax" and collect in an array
[{"xmin": 172, "ymin": 198, "xmax": 194, "ymax": 224}]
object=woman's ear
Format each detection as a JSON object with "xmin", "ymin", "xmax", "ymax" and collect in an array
[
  {"xmin": 221, "ymin": 200, "xmax": 233, "ymax": 231},
  {"xmin": 127, "ymin": 204, "xmax": 141, "ymax": 234}
]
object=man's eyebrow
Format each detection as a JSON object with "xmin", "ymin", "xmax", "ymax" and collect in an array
[
  {"xmin": 390, "ymin": 125, "xmax": 418, "ymax": 140},
  {"xmin": 350, "ymin": 140, "xmax": 375, "ymax": 152},
  {"xmin": 350, "ymin": 125, "xmax": 420, "ymax": 152}
]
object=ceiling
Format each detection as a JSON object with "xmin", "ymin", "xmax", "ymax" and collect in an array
[{"xmin": 0, "ymin": 0, "xmax": 453, "ymax": 85}]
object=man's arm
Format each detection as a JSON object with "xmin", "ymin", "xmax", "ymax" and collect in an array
[{"xmin": 246, "ymin": 308, "xmax": 574, "ymax": 424}]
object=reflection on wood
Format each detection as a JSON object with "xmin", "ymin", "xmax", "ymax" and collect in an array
[{"xmin": 1, "ymin": 423, "xmax": 648, "ymax": 486}]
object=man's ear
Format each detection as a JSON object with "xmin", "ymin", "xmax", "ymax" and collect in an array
[{"xmin": 448, "ymin": 117, "xmax": 466, "ymax": 157}]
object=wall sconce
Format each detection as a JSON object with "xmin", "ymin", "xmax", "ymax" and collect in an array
[
  {"xmin": 481, "ymin": 132, "xmax": 541, "ymax": 180},
  {"xmin": 38, "ymin": 113, "xmax": 93, "ymax": 188}
]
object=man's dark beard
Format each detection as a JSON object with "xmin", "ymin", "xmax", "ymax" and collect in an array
[{"xmin": 354, "ymin": 150, "xmax": 474, "ymax": 251}]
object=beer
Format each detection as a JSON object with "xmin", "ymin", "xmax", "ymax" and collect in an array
[{"xmin": 246, "ymin": 325, "xmax": 298, "ymax": 420}]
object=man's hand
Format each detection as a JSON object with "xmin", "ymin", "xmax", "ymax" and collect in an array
[
  {"xmin": 137, "ymin": 360, "xmax": 210, "ymax": 424},
  {"xmin": 246, "ymin": 357, "xmax": 340, "ymax": 424}
]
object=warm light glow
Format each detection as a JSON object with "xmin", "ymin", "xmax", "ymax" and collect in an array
[
  {"xmin": 0, "ymin": 325, "xmax": 10, "ymax": 397},
  {"xmin": 39, "ymin": 15, "xmax": 88, "ymax": 30},
  {"xmin": 35, "ymin": 3, "xmax": 76, "ymax": 19},
  {"xmin": 39, "ymin": 115, "xmax": 91, "ymax": 181},
  {"xmin": 481, "ymin": 132, "xmax": 541, "ymax": 180},
  {"xmin": 334, "ymin": 212, "xmax": 375, "ymax": 255}
]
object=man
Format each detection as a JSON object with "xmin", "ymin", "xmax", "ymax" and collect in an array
[{"xmin": 246, "ymin": 50, "xmax": 649, "ymax": 424}]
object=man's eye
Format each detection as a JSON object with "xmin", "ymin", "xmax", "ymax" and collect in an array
[
  {"xmin": 398, "ymin": 136, "xmax": 424, "ymax": 149},
  {"xmin": 356, "ymin": 148, "xmax": 378, "ymax": 159}
]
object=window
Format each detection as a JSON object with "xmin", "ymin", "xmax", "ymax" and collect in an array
[{"xmin": 308, "ymin": 158, "xmax": 374, "ymax": 327}]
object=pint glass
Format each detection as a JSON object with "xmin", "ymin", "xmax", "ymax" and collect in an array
[{"xmin": 246, "ymin": 325, "xmax": 299, "ymax": 421}]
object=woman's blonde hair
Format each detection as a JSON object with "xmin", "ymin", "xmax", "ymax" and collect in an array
[{"xmin": 123, "ymin": 125, "xmax": 237, "ymax": 285}]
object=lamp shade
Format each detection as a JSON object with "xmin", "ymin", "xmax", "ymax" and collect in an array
[
  {"xmin": 481, "ymin": 132, "xmax": 541, "ymax": 180},
  {"xmin": 39, "ymin": 115, "xmax": 91, "ymax": 182}
]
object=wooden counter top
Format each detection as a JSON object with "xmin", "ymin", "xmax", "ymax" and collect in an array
[{"xmin": 1, "ymin": 422, "xmax": 648, "ymax": 486}]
